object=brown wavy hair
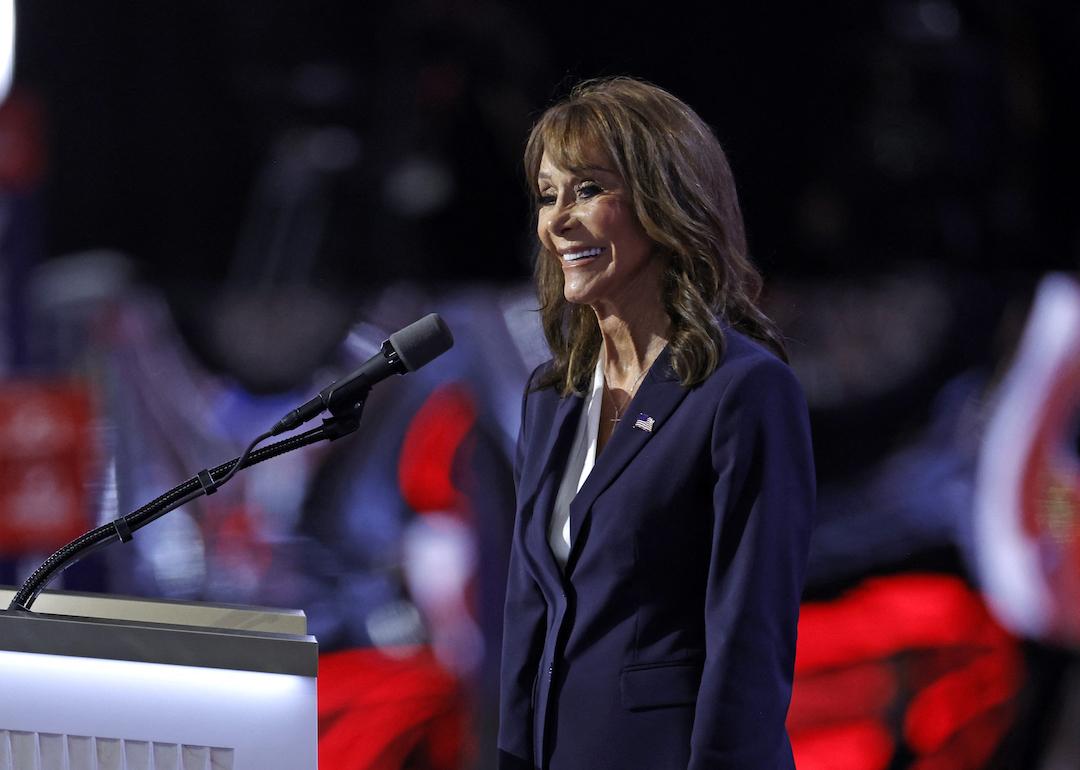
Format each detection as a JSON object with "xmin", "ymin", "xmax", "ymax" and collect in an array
[{"xmin": 525, "ymin": 77, "xmax": 787, "ymax": 395}]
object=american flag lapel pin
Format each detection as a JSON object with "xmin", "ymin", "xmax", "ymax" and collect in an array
[{"xmin": 633, "ymin": 412, "xmax": 655, "ymax": 433}]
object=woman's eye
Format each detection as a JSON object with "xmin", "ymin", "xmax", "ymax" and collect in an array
[
  {"xmin": 538, "ymin": 193, "xmax": 556, "ymax": 207},
  {"xmin": 576, "ymin": 183, "xmax": 602, "ymax": 199}
]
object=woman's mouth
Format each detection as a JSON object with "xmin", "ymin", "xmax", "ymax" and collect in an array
[{"xmin": 562, "ymin": 247, "xmax": 603, "ymax": 263}]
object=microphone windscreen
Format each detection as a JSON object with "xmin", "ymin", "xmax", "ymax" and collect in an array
[{"xmin": 389, "ymin": 314, "xmax": 454, "ymax": 371}]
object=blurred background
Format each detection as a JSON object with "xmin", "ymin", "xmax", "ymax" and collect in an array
[{"xmin": 1, "ymin": 1, "xmax": 1079, "ymax": 768}]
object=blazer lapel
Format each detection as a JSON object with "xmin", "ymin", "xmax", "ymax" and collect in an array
[
  {"xmin": 565, "ymin": 353, "xmax": 689, "ymax": 573},
  {"xmin": 520, "ymin": 390, "xmax": 583, "ymax": 587}
]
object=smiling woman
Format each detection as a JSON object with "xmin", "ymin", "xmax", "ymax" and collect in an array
[
  {"xmin": 535, "ymin": 157, "xmax": 657, "ymax": 316},
  {"xmin": 498, "ymin": 77, "xmax": 816, "ymax": 770}
]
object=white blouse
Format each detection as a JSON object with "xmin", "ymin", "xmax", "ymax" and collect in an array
[{"xmin": 548, "ymin": 356, "xmax": 605, "ymax": 570}]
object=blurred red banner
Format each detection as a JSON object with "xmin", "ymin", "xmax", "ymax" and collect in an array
[
  {"xmin": 0, "ymin": 381, "xmax": 94, "ymax": 555},
  {"xmin": 0, "ymin": 89, "xmax": 48, "ymax": 191}
]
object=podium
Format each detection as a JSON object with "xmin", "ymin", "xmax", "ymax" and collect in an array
[{"xmin": 0, "ymin": 587, "xmax": 317, "ymax": 770}]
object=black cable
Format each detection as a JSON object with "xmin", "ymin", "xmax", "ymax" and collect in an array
[
  {"xmin": 204, "ymin": 430, "xmax": 274, "ymax": 492},
  {"xmin": 8, "ymin": 420, "xmax": 350, "ymax": 612}
]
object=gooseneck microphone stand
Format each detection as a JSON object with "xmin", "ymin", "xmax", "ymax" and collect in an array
[{"xmin": 6, "ymin": 392, "xmax": 369, "ymax": 613}]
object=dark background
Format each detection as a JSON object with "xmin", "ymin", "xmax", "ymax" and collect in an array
[{"xmin": 15, "ymin": 1, "xmax": 1079, "ymax": 288}]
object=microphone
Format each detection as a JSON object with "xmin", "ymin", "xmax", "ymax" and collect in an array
[{"xmin": 271, "ymin": 313, "xmax": 454, "ymax": 435}]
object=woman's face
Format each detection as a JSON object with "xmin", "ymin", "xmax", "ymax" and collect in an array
[{"xmin": 536, "ymin": 150, "xmax": 659, "ymax": 314}]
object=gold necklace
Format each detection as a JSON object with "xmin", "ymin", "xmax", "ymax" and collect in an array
[{"xmin": 604, "ymin": 366, "xmax": 650, "ymax": 424}]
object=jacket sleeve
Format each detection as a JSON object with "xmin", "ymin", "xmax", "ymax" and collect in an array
[
  {"xmin": 688, "ymin": 356, "xmax": 815, "ymax": 769},
  {"xmin": 497, "ymin": 371, "xmax": 549, "ymax": 770}
]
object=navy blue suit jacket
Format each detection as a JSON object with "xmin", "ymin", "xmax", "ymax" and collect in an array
[{"xmin": 498, "ymin": 330, "xmax": 815, "ymax": 770}]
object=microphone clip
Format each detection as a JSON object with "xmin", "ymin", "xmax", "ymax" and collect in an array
[{"xmin": 322, "ymin": 396, "xmax": 367, "ymax": 440}]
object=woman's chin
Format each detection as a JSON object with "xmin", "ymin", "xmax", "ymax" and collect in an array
[
  {"xmin": 562, "ymin": 281, "xmax": 599, "ymax": 307},
  {"xmin": 563, "ymin": 291, "xmax": 596, "ymax": 308}
]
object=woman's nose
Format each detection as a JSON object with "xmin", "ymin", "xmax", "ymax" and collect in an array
[{"xmin": 547, "ymin": 197, "xmax": 575, "ymax": 235}]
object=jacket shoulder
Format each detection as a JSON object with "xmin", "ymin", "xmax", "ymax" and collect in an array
[
  {"xmin": 525, "ymin": 360, "xmax": 554, "ymax": 391},
  {"xmin": 703, "ymin": 328, "xmax": 801, "ymax": 397},
  {"xmin": 519, "ymin": 360, "xmax": 563, "ymax": 424}
]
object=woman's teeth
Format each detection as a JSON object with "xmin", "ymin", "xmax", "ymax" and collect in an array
[{"xmin": 563, "ymin": 247, "xmax": 603, "ymax": 262}]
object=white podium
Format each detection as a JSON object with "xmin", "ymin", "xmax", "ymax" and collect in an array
[{"xmin": 0, "ymin": 587, "xmax": 318, "ymax": 770}]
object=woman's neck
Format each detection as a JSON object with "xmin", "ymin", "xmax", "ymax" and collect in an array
[{"xmin": 594, "ymin": 303, "xmax": 671, "ymax": 389}]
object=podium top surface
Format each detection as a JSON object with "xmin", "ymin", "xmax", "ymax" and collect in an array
[
  {"xmin": 0, "ymin": 586, "xmax": 307, "ymax": 634},
  {"xmin": 0, "ymin": 587, "xmax": 317, "ymax": 677}
]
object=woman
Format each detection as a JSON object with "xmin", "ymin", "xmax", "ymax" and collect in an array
[{"xmin": 498, "ymin": 78, "xmax": 814, "ymax": 770}]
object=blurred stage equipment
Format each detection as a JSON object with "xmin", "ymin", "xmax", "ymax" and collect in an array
[
  {"xmin": 0, "ymin": 0, "xmax": 13, "ymax": 106},
  {"xmin": 6, "ymin": 314, "xmax": 454, "ymax": 612},
  {"xmin": 788, "ymin": 573, "xmax": 1022, "ymax": 770},
  {"xmin": 974, "ymin": 273, "xmax": 1080, "ymax": 645}
]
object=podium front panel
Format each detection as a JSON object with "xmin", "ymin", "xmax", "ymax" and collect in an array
[{"xmin": 0, "ymin": 593, "xmax": 317, "ymax": 770}]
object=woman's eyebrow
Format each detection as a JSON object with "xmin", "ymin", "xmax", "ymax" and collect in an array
[
  {"xmin": 565, "ymin": 164, "xmax": 616, "ymax": 177},
  {"xmin": 537, "ymin": 165, "xmax": 616, "ymax": 182}
]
